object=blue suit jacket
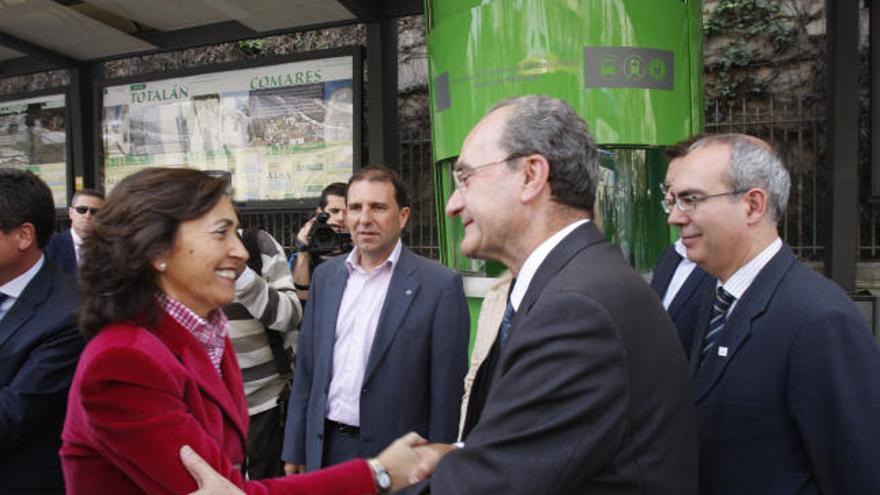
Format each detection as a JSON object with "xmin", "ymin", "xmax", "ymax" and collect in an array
[
  {"xmin": 0, "ymin": 259, "xmax": 84, "ymax": 492},
  {"xmin": 45, "ymin": 229, "xmax": 77, "ymax": 280},
  {"xmin": 650, "ymin": 245, "xmax": 714, "ymax": 358},
  {"xmin": 282, "ymin": 246, "xmax": 470, "ymax": 470},
  {"xmin": 691, "ymin": 244, "xmax": 880, "ymax": 494}
]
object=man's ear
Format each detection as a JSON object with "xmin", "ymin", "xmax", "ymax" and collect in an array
[
  {"xmin": 398, "ymin": 206, "xmax": 411, "ymax": 230},
  {"xmin": 743, "ymin": 188, "xmax": 769, "ymax": 225},
  {"xmin": 15, "ymin": 223, "xmax": 37, "ymax": 252},
  {"xmin": 520, "ymin": 154, "xmax": 550, "ymax": 203}
]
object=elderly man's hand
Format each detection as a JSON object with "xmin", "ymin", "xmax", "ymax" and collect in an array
[
  {"xmin": 408, "ymin": 443, "xmax": 458, "ymax": 484},
  {"xmin": 180, "ymin": 445, "xmax": 245, "ymax": 495},
  {"xmin": 374, "ymin": 432, "xmax": 430, "ymax": 491}
]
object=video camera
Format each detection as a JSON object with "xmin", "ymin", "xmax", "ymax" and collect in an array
[{"xmin": 306, "ymin": 211, "xmax": 352, "ymax": 256}]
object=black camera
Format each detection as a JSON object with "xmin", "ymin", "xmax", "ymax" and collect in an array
[{"xmin": 306, "ymin": 212, "xmax": 352, "ymax": 255}]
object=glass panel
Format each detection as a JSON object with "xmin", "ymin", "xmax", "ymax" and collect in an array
[
  {"xmin": 102, "ymin": 56, "xmax": 355, "ymax": 202},
  {"xmin": 0, "ymin": 94, "xmax": 68, "ymax": 208},
  {"xmin": 596, "ymin": 146, "xmax": 673, "ymax": 276}
]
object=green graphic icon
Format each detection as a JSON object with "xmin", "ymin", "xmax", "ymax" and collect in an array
[
  {"xmin": 600, "ymin": 55, "xmax": 618, "ymax": 80},
  {"xmin": 624, "ymin": 55, "xmax": 645, "ymax": 81},
  {"xmin": 649, "ymin": 58, "xmax": 667, "ymax": 81}
]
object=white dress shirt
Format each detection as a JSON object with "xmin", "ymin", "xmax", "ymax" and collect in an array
[
  {"xmin": 0, "ymin": 255, "xmax": 44, "ymax": 322},
  {"xmin": 720, "ymin": 237, "xmax": 783, "ymax": 315},
  {"xmin": 71, "ymin": 229, "xmax": 84, "ymax": 266},
  {"xmin": 326, "ymin": 240, "xmax": 403, "ymax": 426},
  {"xmin": 510, "ymin": 219, "xmax": 590, "ymax": 311},
  {"xmin": 662, "ymin": 239, "xmax": 698, "ymax": 310}
]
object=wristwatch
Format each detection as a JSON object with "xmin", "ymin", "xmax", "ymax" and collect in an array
[{"xmin": 367, "ymin": 458, "xmax": 391, "ymax": 494}]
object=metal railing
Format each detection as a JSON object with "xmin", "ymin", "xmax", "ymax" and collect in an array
[{"xmin": 706, "ymin": 97, "xmax": 880, "ymax": 262}]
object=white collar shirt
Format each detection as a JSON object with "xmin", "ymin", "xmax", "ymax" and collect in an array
[
  {"xmin": 326, "ymin": 239, "xmax": 403, "ymax": 426},
  {"xmin": 71, "ymin": 229, "xmax": 84, "ymax": 266},
  {"xmin": 719, "ymin": 237, "xmax": 783, "ymax": 315},
  {"xmin": 509, "ymin": 219, "xmax": 590, "ymax": 311},
  {"xmin": 0, "ymin": 255, "xmax": 44, "ymax": 322},
  {"xmin": 662, "ymin": 239, "xmax": 699, "ymax": 309}
]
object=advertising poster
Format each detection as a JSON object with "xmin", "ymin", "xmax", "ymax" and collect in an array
[
  {"xmin": 0, "ymin": 94, "xmax": 68, "ymax": 207},
  {"xmin": 102, "ymin": 55, "xmax": 355, "ymax": 201}
]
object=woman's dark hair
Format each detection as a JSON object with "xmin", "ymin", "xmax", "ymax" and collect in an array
[{"xmin": 78, "ymin": 167, "xmax": 229, "ymax": 339}]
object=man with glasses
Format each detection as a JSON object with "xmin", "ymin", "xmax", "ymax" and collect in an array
[
  {"xmin": 401, "ymin": 95, "xmax": 697, "ymax": 494},
  {"xmin": 663, "ymin": 133, "xmax": 880, "ymax": 494},
  {"xmin": 650, "ymin": 137, "xmax": 716, "ymax": 357},
  {"xmin": 46, "ymin": 188, "xmax": 104, "ymax": 278}
]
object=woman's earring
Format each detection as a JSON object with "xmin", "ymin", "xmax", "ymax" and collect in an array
[{"xmin": 158, "ymin": 261, "xmax": 167, "ymax": 272}]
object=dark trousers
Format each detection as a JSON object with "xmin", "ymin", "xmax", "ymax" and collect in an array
[
  {"xmin": 246, "ymin": 406, "xmax": 285, "ymax": 479},
  {"xmin": 321, "ymin": 420, "xmax": 361, "ymax": 468}
]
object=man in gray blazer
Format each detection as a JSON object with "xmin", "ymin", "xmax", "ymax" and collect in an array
[
  {"xmin": 282, "ymin": 166, "xmax": 470, "ymax": 474},
  {"xmin": 405, "ymin": 96, "xmax": 698, "ymax": 494}
]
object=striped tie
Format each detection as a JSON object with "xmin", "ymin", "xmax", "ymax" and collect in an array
[
  {"xmin": 0, "ymin": 292, "xmax": 8, "ymax": 321},
  {"xmin": 701, "ymin": 286, "xmax": 736, "ymax": 363}
]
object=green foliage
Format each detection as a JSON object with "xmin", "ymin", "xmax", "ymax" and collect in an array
[
  {"xmin": 238, "ymin": 39, "xmax": 266, "ymax": 55},
  {"xmin": 703, "ymin": 0, "xmax": 806, "ymax": 102}
]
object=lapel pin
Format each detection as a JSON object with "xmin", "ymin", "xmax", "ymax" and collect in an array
[
  {"xmin": 405, "ymin": 289, "xmax": 413, "ymax": 296},
  {"xmin": 717, "ymin": 346, "xmax": 728, "ymax": 357}
]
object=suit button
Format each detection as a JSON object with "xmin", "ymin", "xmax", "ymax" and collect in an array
[
  {"xmin": 361, "ymin": 388, "xmax": 368, "ymax": 394},
  {"xmin": 317, "ymin": 433, "xmax": 323, "ymax": 440}
]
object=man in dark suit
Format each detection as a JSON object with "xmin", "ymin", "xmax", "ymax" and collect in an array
[
  {"xmin": 45, "ymin": 188, "xmax": 104, "ymax": 278},
  {"xmin": 0, "ymin": 168, "xmax": 84, "ymax": 493},
  {"xmin": 282, "ymin": 166, "xmax": 470, "ymax": 473},
  {"xmin": 651, "ymin": 242, "xmax": 714, "ymax": 356},
  {"xmin": 664, "ymin": 133, "xmax": 880, "ymax": 494},
  {"xmin": 651, "ymin": 137, "xmax": 715, "ymax": 357},
  {"xmin": 404, "ymin": 95, "xmax": 697, "ymax": 494}
]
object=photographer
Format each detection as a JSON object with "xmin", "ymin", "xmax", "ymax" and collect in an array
[
  {"xmin": 291, "ymin": 182, "xmax": 348, "ymax": 303},
  {"xmin": 225, "ymin": 227, "xmax": 302, "ymax": 479}
]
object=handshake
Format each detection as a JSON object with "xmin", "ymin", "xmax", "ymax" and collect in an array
[{"xmin": 179, "ymin": 433, "xmax": 457, "ymax": 494}]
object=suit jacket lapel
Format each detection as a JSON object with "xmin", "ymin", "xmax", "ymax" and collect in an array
[
  {"xmin": 650, "ymin": 247, "xmax": 680, "ymax": 298},
  {"xmin": 495, "ymin": 223, "xmax": 606, "ymax": 379},
  {"xmin": 0, "ymin": 262, "xmax": 53, "ymax": 348},
  {"xmin": 692, "ymin": 246, "xmax": 796, "ymax": 402},
  {"xmin": 153, "ymin": 311, "xmax": 248, "ymax": 445},
  {"xmin": 318, "ymin": 261, "xmax": 350, "ymax": 368},
  {"xmin": 364, "ymin": 247, "xmax": 418, "ymax": 384},
  {"xmin": 518, "ymin": 223, "xmax": 605, "ymax": 316},
  {"xmin": 668, "ymin": 266, "xmax": 711, "ymax": 319}
]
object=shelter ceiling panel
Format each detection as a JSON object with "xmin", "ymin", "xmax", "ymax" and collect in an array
[
  {"xmin": 206, "ymin": 0, "xmax": 355, "ymax": 32},
  {"xmin": 0, "ymin": 0, "xmax": 154, "ymax": 60},
  {"xmin": 81, "ymin": 0, "xmax": 238, "ymax": 31},
  {"xmin": 0, "ymin": 44, "xmax": 25, "ymax": 62}
]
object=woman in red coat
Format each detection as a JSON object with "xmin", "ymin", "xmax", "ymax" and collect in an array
[{"xmin": 61, "ymin": 168, "xmax": 421, "ymax": 494}]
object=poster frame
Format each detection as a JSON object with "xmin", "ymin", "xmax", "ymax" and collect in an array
[
  {"xmin": 96, "ymin": 46, "xmax": 363, "ymax": 211},
  {"xmin": 0, "ymin": 86, "xmax": 73, "ymax": 212}
]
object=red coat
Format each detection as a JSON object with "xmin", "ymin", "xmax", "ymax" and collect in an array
[{"xmin": 61, "ymin": 309, "xmax": 376, "ymax": 495}]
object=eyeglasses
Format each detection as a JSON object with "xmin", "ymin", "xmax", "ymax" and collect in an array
[
  {"xmin": 659, "ymin": 183, "xmax": 746, "ymax": 214},
  {"xmin": 73, "ymin": 206, "xmax": 100, "ymax": 216},
  {"xmin": 452, "ymin": 154, "xmax": 523, "ymax": 191}
]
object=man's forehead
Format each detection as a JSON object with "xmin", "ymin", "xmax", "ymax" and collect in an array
[
  {"xmin": 460, "ymin": 107, "xmax": 511, "ymax": 163},
  {"xmin": 666, "ymin": 144, "xmax": 730, "ymax": 185},
  {"xmin": 73, "ymin": 195, "xmax": 103, "ymax": 206}
]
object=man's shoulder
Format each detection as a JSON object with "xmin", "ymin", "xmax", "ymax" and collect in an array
[
  {"xmin": 770, "ymin": 259, "xmax": 857, "ymax": 316},
  {"xmin": 398, "ymin": 248, "xmax": 459, "ymax": 279},
  {"xmin": 45, "ymin": 229, "xmax": 72, "ymax": 251},
  {"xmin": 27, "ymin": 260, "xmax": 79, "ymax": 308}
]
